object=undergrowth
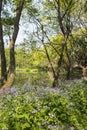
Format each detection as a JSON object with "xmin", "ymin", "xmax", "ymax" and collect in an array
[{"xmin": 0, "ymin": 80, "xmax": 87, "ymax": 130}]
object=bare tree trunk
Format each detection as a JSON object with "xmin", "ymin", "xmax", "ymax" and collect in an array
[
  {"xmin": 9, "ymin": 0, "xmax": 25, "ymax": 74},
  {"xmin": 0, "ymin": 0, "xmax": 7, "ymax": 86},
  {"xmin": 43, "ymin": 44, "xmax": 56, "ymax": 80},
  {"xmin": 74, "ymin": 65, "xmax": 87, "ymax": 79},
  {"xmin": 1, "ymin": 0, "xmax": 25, "ymax": 89},
  {"xmin": 41, "ymin": 25, "xmax": 56, "ymax": 81},
  {"xmin": 52, "ymin": 34, "xmax": 68, "ymax": 87},
  {"xmin": 65, "ymin": 44, "xmax": 71, "ymax": 80},
  {"xmin": 52, "ymin": 0, "xmax": 66, "ymax": 87},
  {"xmin": 82, "ymin": 67, "xmax": 87, "ymax": 78}
]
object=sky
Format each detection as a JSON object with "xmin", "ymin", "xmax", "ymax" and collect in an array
[
  {"xmin": 16, "ymin": 23, "xmax": 36, "ymax": 45},
  {"xmin": 16, "ymin": 26, "xmax": 25, "ymax": 44}
]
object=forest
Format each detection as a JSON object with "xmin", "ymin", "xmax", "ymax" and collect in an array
[{"xmin": 0, "ymin": 0, "xmax": 87, "ymax": 129}]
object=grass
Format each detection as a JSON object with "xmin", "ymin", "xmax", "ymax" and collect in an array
[{"xmin": 14, "ymin": 70, "xmax": 51, "ymax": 87}]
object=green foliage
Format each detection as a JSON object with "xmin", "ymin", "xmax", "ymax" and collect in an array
[
  {"xmin": 15, "ymin": 44, "xmax": 47, "ymax": 69},
  {"xmin": 82, "ymin": 78, "xmax": 87, "ymax": 84},
  {"xmin": 2, "ymin": 17, "xmax": 15, "ymax": 26},
  {"xmin": 14, "ymin": 71, "xmax": 50, "ymax": 87},
  {"xmin": 84, "ymin": 1, "xmax": 87, "ymax": 13},
  {"xmin": 72, "ymin": 34, "xmax": 87, "ymax": 67},
  {"xmin": 0, "ymin": 82, "xmax": 87, "ymax": 129}
]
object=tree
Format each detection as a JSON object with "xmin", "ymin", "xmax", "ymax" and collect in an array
[
  {"xmin": 72, "ymin": 34, "xmax": 87, "ymax": 77},
  {"xmin": 0, "ymin": 0, "xmax": 25, "ymax": 89},
  {"xmin": 23, "ymin": 0, "xmax": 77, "ymax": 87},
  {"xmin": 0, "ymin": 0, "xmax": 7, "ymax": 84},
  {"xmin": 48, "ymin": 0, "xmax": 74, "ymax": 87}
]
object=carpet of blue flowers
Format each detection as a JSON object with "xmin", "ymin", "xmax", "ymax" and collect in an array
[{"xmin": 0, "ymin": 79, "xmax": 87, "ymax": 130}]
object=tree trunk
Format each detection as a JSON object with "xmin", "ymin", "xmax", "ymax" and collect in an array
[
  {"xmin": 52, "ymin": 35, "xmax": 68, "ymax": 87},
  {"xmin": 1, "ymin": 73, "xmax": 15, "ymax": 89},
  {"xmin": 52, "ymin": 43, "xmax": 65, "ymax": 87},
  {"xmin": 9, "ymin": 0, "xmax": 25, "ymax": 74},
  {"xmin": 65, "ymin": 44, "xmax": 71, "ymax": 80},
  {"xmin": 52, "ymin": 0, "xmax": 73, "ymax": 87},
  {"xmin": 74, "ymin": 65, "xmax": 87, "ymax": 79},
  {"xmin": 82, "ymin": 67, "xmax": 87, "ymax": 78},
  {"xmin": 66, "ymin": 65, "xmax": 71, "ymax": 80},
  {"xmin": 9, "ymin": 40, "xmax": 15, "ymax": 74},
  {"xmin": 0, "ymin": 47, "xmax": 7, "ymax": 83},
  {"xmin": 0, "ymin": 0, "xmax": 7, "ymax": 86},
  {"xmin": 52, "ymin": 75, "xmax": 59, "ymax": 88},
  {"xmin": 43, "ymin": 44, "xmax": 56, "ymax": 80},
  {"xmin": 1, "ymin": 0, "xmax": 25, "ymax": 89},
  {"xmin": 41, "ymin": 25, "xmax": 56, "ymax": 81}
]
